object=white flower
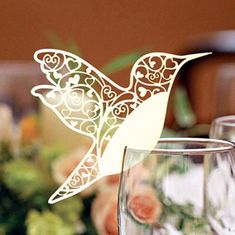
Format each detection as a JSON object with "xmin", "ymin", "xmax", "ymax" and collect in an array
[
  {"xmin": 0, "ymin": 103, "xmax": 14, "ymax": 142},
  {"xmin": 153, "ymin": 223, "xmax": 182, "ymax": 235},
  {"xmin": 207, "ymin": 159, "xmax": 235, "ymax": 232},
  {"xmin": 162, "ymin": 166, "xmax": 203, "ymax": 216},
  {"xmin": 208, "ymin": 160, "xmax": 235, "ymax": 209}
]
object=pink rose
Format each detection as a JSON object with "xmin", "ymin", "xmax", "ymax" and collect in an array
[
  {"xmin": 97, "ymin": 164, "xmax": 150, "ymax": 192},
  {"xmin": 128, "ymin": 185, "xmax": 162, "ymax": 224},
  {"xmin": 104, "ymin": 203, "xmax": 118, "ymax": 235},
  {"xmin": 106, "ymin": 174, "xmax": 120, "ymax": 185},
  {"xmin": 52, "ymin": 147, "xmax": 96, "ymax": 197},
  {"xmin": 91, "ymin": 166, "xmax": 153, "ymax": 234},
  {"xmin": 91, "ymin": 186, "xmax": 119, "ymax": 235}
]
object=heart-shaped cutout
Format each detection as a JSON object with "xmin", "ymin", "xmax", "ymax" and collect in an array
[
  {"xmin": 86, "ymin": 67, "xmax": 92, "ymax": 74},
  {"xmin": 87, "ymin": 110, "xmax": 96, "ymax": 119},
  {"xmin": 94, "ymin": 104, "xmax": 99, "ymax": 111},
  {"xmin": 163, "ymin": 69, "xmax": 175, "ymax": 80},
  {"xmin": 136, "ymin": 71, "xmax": 144, "ymax": 79},
  {"xmin": 149, "ymin": 61, "xmax": 156, "ymax": 68},
  {"xmin": 154, "ymin": 87, "xmax": 161, "ymax": 92},
  {"xmin": 68, "ymin": 60, "xmax": 79, "ymax": 70},
  {"xmin": 130, "ymin": 103, "xmax": 138, "ymax": 109},
  {"xmin": 61, "ymin": 109, "xmax": 71, "ymax": 117},
  {"xmin": 166, "ymin": 58, "xmax": 177, "ymax": 68},
  {"xmin": 69, "ymin": 74, "xmax": 80, "ymax": 85},
  {"xmin": 107, "ymin": 117, "xmax": 116, "ymax": 126},
  {"xmin": 149, "ymin": 57, "xmax": 162, "ymax": 70},
  {"xmin": 46, "ymin": 90, "xmax": 56, "ymax": 99},
  {"xmin": 85, "ymin": 77, "xmax": 95, "ymax": 86},
  {"xmin": 87, "ymin": 90, "xmax": 93, "ymax": 98},
  {"xmin": 43, "ymin": 54, "xmax": 60, "ymax": 70},
  {"xmin": 138, "ymin": 87, "xmax": 147, "ymax": 97},
  {"xmin": 54, "ymin": 71, "xmax": 63, "ymax": 80}
]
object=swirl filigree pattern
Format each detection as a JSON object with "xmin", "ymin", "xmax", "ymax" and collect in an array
[{"xmin": 31, "ymin": 49, "xmax": 207, "ymax": 203}]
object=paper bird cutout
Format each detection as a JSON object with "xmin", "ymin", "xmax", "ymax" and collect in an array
[{"xmin": 31, "ymin": 49, "xmax": 211, "ymax": 203}]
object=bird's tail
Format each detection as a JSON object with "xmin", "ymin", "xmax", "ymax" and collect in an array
[{"xmin": 48, "ymin": 145, "xmax": 101, "ymax": 204}]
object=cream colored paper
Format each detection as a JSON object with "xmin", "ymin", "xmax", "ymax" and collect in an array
[{"xmin": 31, "ymin": 49, "xmax": 211, "ymax": 203}]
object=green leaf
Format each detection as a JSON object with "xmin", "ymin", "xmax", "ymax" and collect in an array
[
  {"xmin": 26, "ymin": 210, "xmax": 74, "ymax": 235},
  {"xmin": 100, "ymin": 49, "xmax": 149, "ymax": 75},
  {"xmin": 0, "ymin": 142, "xmax": 13, "ymax": 164},
  {"xmin": 183, "ymin": 216, "xmax": 211, "ymax": 234},
  {"xmin": 45, "ymin": 31, "xmax": 81, "ymax": 55},
  {"xmin": 41, "ymin": 144, "xmax": 66, "ymax": 167},
  {"xmin": 66, "ymin": 39, "xmax": 81, "ymax": 55},
  {"xmin": 0, "ymin": 225, "xmax": 6, "ymax": 235},
  {"xmin": 3, "ymin": 160, "xmax": 47, "ymax": 198},
  {"xmin": 160, "ymin": 128, "xmax": 179, "ymax": 138},
  {"xmin": 154, "ymin": 157, "xmax": 178, "ymax": 180},
  {"xmin": 173, "ymin": 86, "xmax": 196, "ymax": 128},
  {"xmin": 45, "ymin": 31, "xmax": 65, "ymax": 50},
  {"xmin": 52, "ymin": 197, "xmax": 83, "ymax": 224}
]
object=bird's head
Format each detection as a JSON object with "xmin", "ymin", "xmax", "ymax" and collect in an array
[{"xmin": 130, "ymin": 52, "xmax": 212, "ymax": 88}]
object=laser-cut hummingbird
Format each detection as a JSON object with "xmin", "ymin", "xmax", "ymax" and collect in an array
[{"xmin": 31, "ymin": 49, "xmax": 211, "ymax": 203}]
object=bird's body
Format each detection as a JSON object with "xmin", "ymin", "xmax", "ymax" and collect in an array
[{"xmin": 31, "ymin": 49, "xmax": 211, "ymax": 203}]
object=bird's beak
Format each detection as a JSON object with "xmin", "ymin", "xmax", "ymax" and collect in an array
[{"xmin": 183, "ymin": 52, "xmax": 212, "ymax": 62}]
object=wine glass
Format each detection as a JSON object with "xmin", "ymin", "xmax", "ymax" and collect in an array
[
  {"xmin": 208, "ymin": 116, "xmax": 235, "ymax": 234},
  {"xmin": 118, "ymin": 138, "xmax": 234, "ymax": 235},
  {"xmin": 210, "ymin": 115, "xmax": 235, "ymax": 142}
]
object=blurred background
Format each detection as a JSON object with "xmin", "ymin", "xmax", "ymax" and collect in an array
[{"xmin": 1, "ymin": 1, "xmax": 235, "ymax": 234}]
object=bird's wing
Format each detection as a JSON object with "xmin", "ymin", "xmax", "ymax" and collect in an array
[
  {"xmin": 31, "ymin": 49, "xmax": 127, "ymax": 142},
  {"xmin": 31, "ymin": 49, "xmax": 136, "ymax": 204}
]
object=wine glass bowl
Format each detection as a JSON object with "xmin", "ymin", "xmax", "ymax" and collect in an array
[
  {"xmin": 210, "ymin": 115, "xmax": 235, "ymax": 142},
  {"xmin": 206, "ymin": 150, "xmax": 235, "ymax": 235},
  {"xmin": 118, "ymin": 138, "xmax": 234, "ymax": 235},
  {"xmin": 209, "ymin": 115, "xmax": 235, "ymax": 234}
]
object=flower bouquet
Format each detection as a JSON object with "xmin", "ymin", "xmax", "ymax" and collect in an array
[{"xmin": 0, "ymin": 103, "xmax": 122, "ymax": 235}]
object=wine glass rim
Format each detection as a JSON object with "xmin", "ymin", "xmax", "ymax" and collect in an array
[
  {"xmin": 126, "ymin": 137, "xmax": 234, "ymax": 155},
  {"xmin": 213, "ymin": 115, "xmax": 235, "ymax": 127}
]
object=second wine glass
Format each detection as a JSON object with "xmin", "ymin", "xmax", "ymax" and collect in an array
[{"xmin": 210, "ymin": 115, "xmax": 235, "ymax": 142}]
